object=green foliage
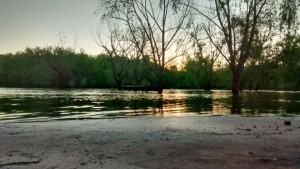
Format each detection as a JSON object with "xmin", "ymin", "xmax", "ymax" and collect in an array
[
  {"xmin": 213, "ymin": 67, "xmax": 231, "ymax": 89},
  {"xmin": 277, "ymin": 34, "xmax": 300, "ymax": 90},
  {"xmin": 280, "ymin": 0, "xmax": 300, "ymax": 30},
  {"xmin": 0, "ymin": 47, "xmax": 159, "ymax": 88},
  {"xmin": 1, "ymin": 39, "xmax": 300, "ymax": 91},
  {"xmin": 183, "ymin": 59, "xmax": 207, "ymax": 89}
]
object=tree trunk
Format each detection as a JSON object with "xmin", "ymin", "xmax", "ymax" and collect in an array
[
  {"xmin": 231, "ymin": 93, "xmax": 241, "ymax": 114},
  {"xmin": 231, "ymin": 65, "xmax": 242, "ymax": 114},
  {"xmin": 157, "ymin": 66, "xmax": 164, "ymax": 94},
  {"xmin": 232, "ymin": 69, "xmax": 241, "ymax": 94}
]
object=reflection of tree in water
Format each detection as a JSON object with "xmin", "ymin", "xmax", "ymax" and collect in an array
[
  {"xmin": 151, "ymin": 95, "xmax": 163, "ymax": 117},
  {"xmin": 231, "ymin": 94, "xmax": 241, "ymax": 114},
  {"xmin": 185, "ymin": 96, "xmax": 213, "ymax": 114},
  {"xmin": 229, "ymin": 92, "xmax": 300, "ymax": 116},
  {"xmin": 0, "ymin": 95, "xmax": 77, "ymax": 120},
  {"xmin": 152, "ymin": 92, "xmax": 214, "ymax": 116},
  {"xmin": 2, "ymin": 90, "xmax": 300, "ymax": 122}
]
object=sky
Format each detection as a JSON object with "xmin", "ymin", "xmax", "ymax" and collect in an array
[{"xmin": 0, "ymin": 0, "xmax": 103, "ymax": 55}]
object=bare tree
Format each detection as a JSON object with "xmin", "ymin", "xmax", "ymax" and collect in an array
[
  {"xmin": 186, "ymin": 0, "xmax": 300, "ymax": 94},
  {"xmin": 98, "ymin": 0, "xmax": 193, "ymax": 93},
  {"xmin": 192, "ymin": 0, "xmax": 279, "ymax": 94},
  {"xmin": 190, "ymin": 23, "xmax": 221, "ymax": 91},
  {"xmin": 94, "ymin": 25, "xmax": 134, "ymax": 88}
]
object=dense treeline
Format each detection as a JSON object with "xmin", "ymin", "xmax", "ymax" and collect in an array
[
  {"xmin": 0, "ymin": 47, "xmax": 115, "ymax": 88},
  {"xmin": 0, "ymin": 34, "xmax": 300, "ymax": 90},
  {"xmin": 0, "ymin": 46, "xmax": 227, "ymax": 89}
]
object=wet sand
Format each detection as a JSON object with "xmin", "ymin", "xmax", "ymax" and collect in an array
[{"xmin": 0, "ymin": 116, "xmax": 299, "ymax": 169}]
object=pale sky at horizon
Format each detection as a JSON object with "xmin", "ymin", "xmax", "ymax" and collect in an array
[{"xmin": 0, "ymin": 0, "xmax": 103, "ymax": 55}]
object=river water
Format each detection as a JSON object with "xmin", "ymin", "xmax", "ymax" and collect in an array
[{"xmin": 0, "ymin": 88, "xmax": 299, "ymax": 122}]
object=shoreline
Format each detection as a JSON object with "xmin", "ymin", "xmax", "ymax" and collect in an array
[
  {"xmin": 1, "ymin": 114, "xmax": 299, "ymax": 124},
  {"xmin": 0, "ymin": 116, "xmax": 299, "ymax": 169}
]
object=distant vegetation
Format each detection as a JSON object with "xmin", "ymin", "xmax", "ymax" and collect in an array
[{"xmin": 0, "ymin": 35, "xmax": 300, "ymax": 91}]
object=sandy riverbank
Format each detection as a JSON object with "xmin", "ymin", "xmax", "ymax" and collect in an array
[{"xmin": 0, "ymin": 116, "xmax": 299, "ymax": 169}]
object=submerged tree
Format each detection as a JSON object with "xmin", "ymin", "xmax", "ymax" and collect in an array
[
  {"xmin": 98, "ymin": 0, "xmax": 193, "ymax": 93},
  {"xmin": 194, "ymin": 0, "xmax": 278, "ymax": 94},
  {"xmin": 185, "ymin": 0, "xmax": 300, "ymax": 94}
]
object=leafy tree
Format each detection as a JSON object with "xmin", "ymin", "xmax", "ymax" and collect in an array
[
  {"xmin": 183, "ymin": 59, "xmax": 206, "ymax": 89},
  {"xmin": 277, "ymin": 34, "xmax": 300, "ymax": 90},
  {"xmin": 213, "ymin": 67, "xmax": 231, "ymax": 89},
  {"xmin": 280, "ymin": 0, "xmax": 300, "ymax": 31}
]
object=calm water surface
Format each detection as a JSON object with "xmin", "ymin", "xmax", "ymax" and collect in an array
[{"xmin": 0, "ymin": 88, "xmax": 299, "ymax": 122}]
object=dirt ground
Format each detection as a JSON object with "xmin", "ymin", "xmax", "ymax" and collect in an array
[{"xmin": 0, "ymin": 116, "xmax": 299, "ymax": 169}]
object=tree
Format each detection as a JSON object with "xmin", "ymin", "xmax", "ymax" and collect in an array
[
  {"xmin": 192, "ymin": 0, "xmax": 278, "ymax": 94},
  {"xmin": 186, "ymin": 0, "xmax": 300, "ymax": 94},
  {"xmin": 241, "ymin": 28, "xmax": 278, "ymax": 91},
  {"xmin": 98, "ymin": 0, "xmax": 193, "ymax": 93},
  {"xmin": 277, "ymin": 34, "xmax": 300, "ymax": 90},
  {"xmin": 280, "ymin": 0, "xmax": 300, "ymax": 31},
  {"xmin": 190, "ymin": 23, "xmax": 221, "ymax": 91},
  {"xmin": 95, "ymin": 27, "xmax": 132, "ymax": 88}
]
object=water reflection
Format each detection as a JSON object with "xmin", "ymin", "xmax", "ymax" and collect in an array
[
  {"xmin": 0, "ymin": 88, "xmax": 300, "ymax": 122},
  {"xmin": 231, "ymin": 94, "xmax": 241, "ymax": 114}
]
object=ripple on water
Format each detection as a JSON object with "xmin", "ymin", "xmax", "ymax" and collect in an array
[{"xmin": 0, "ymin": 88, "xmax": 300, "ymax": 122}]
